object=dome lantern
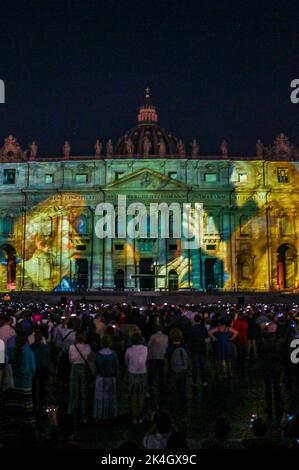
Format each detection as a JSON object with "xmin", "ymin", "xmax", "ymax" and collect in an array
[{"xmin": 137, "ymin": 88, "xmax": 158, "ymax": 124}]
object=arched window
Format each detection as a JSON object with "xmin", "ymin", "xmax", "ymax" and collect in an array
[
  {"xmin": 240, "ymin": 215, "xmax": 252, "ymax": 236},
  {"xmin": 238, "ymin": 256, "xmax": 252, "ymax": 282},
  {"xmin": 43, "ymin": 262, "xmax": 51, "ymax": 280},
  {"xmin": 75, "ymin": 215, "xmax": 88, "ymax": 235},
  {"xmin": 206, "ymin": 215, "xmax": 217, "ymax": 234},
  {"xmin": 41, "ymin": 217, "xmax": 52, "ymax": 237},
  {"xmin": 2, "ymin": 216, "xmax": 13, "ymax": 236},
  {"xmin": 280, "ymin": 214, "xmax": 293, "ymax": 236},
  {"xmin": 168, "ymin": 269, "xmax": 179, "ymax": 290}
]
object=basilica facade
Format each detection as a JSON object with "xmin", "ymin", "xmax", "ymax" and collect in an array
[{"xmin": 0, "ymin": 91, "xmax": 299, "ymax": 293}]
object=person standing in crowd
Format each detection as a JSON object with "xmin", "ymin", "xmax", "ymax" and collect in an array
[
  {"xmin": 4, "ymin": 331, "xmax": 36, "ymax": 445},
  {"xmin": 147, "ymin": 319, "xmax": 169, "ymax": 398},
  {"xmin": 232, "ymin": 312, "xmax": 248, "ymax": 374},
  {"xmin": 190, "ymin": 314, "xmax": 209, "ymax": 387},
  {"xmin": 0, "ymin": 315, "xmax": 16, "ymax": 344},
  {"xmin": 259, "ymin": 322, "xmax": 284, "ymax": 421},
  {"xmin": 143, "ymin": 410, "xmax": 173, "ymax": 449},
  {"xmin": 68, "ymin": 330, "xmax": 92, "ymax": 427},
  {"xmin": 125, "ymin": 331, "xmax": 148, "ymax": 424},
  {"xmin": 246, "ymin": 309, "xmax": 258, "ymax": 359},
  {"xmin": 93, "ymin": 314, "xmax": 107, "ymax": 338},
  {"xmin": 31, "ymin": 331, "xmax": 49, "ymax": 410},
  {"xmin": 0, "ymin": 315, "xmax": 16, "ymax": 387},
  {"xmin": 94, "ymin": 335, "xmax": 119, "ymax": 421},
  {"xmin": 166, "ymin": 328, "xmax": 189, "ymax": 414},
  {"xmin": 209, "ymin": 318, "xmax": 238, "ymax": 378}
]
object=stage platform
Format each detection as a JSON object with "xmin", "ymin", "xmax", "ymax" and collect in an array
[{"xmin": 2, "ymin": 290, "xmax": 299, "ymax": 306}]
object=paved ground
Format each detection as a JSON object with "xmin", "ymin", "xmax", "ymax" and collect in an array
[
  {"xmin": 49, "ymin": 359, "xmax": 292, "ymax": 449},
  {"xmin": 1, "ymin": 358, "xmax": 297, "ymax": 449}
]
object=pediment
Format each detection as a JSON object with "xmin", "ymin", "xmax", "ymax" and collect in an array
[{"xmin": 105, "ymin": 168, "xmax": 189, "ymax": 191}]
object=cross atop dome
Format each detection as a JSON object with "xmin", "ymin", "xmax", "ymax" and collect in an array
[
  {"xmin": 145, "ymin": 87, "xmax": 151, "ymax": 103},
  {"xmin": 137, "ymin": 88, "xmax": 158, "ymax": 124}
]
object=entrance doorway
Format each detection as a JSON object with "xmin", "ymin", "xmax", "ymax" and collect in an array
[
  {"xmin": 168, "ymin": 269, "xmax": 179, "ymax": 290},
  {"xmin": 277, "ymin": 244, "xmax": 296, "ymax": 289},
  {"xmin": 139, "ymin": 258, "xmax": 154, "ymax": 290},
  {"xmin": 74, "ymin": 258, "xmax": 88, "ymax": 290},
  {"xmin": 205, "ymin": 258, "xmax": 216, "ymax": 290},
  {"xmin": 114, "ymin": 269, "xmax": 125, "ymax": 290},
  {"xmin": 0, "ymin": 244, "xmax": 16, "ymax": 290}
]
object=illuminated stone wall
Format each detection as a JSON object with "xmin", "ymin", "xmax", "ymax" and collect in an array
[{"xmin": 0, "ymin": 156, "xmax": 298, "ymax": 292}]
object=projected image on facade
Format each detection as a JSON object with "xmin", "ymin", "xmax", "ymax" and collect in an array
[{"xmin": 0, "ymin": 93, "xmax": 299, "ymax": 293}]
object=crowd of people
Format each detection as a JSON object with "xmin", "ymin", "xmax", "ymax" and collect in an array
[{"xmin": 0, "ymin": 298, "xmax": 299, "ymax": 449}]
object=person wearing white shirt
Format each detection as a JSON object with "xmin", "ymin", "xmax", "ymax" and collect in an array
[
  {"xmin": 125, "ymin": 331, "xmax": 148, "ymax": 424},
  {"xmin": 68, "ymin": 330, "xmax": 92, "ymax": 424},
  {"xmin": 0, "ymin": 316, "xmax": 16, "ymax": 344}
]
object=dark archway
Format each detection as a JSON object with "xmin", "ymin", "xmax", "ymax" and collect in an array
[
  {"xmin": 74, "ymin": 258, "xmax": 88, "ymax": 290},
  {"xmin": 205, "ymin": 258, "xmax": 217, "ymax": 289},
  {"xmin": 0, "ymin": 244, "xmax": 16, "ymax": 289},
  {"xmin": 114, "ymin": 269, "xmax": 125, "ymax": 290},
  {"xmin": 168, "ymin": 269, "xmax": 179, "ymax": 290},
  {"xmin": 277, "ymin": 244, "xmax": 296, "ymax": 289}
]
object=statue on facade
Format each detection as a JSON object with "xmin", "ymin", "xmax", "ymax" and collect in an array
[
  {"xmin": 158, "ymin": 138, "xmax": 166, "ymax": 157},
  {"xmin": 143, "ymin": 135, "xmax": 151, "ymax": 156},
  {"xmin": 106, "ymin": 139, "xmax": 113, "ymax": 156},
  {"xmin": 29, "ymin": 141, "xmax": 38, "ymax": 159},
  {"xmin": 94, "ymin": 139, "xmax": 102, "ymax": 156},
  {"xmin": 190, "ymin": 139, "xmax": 199, "ymax": 157},
  {"xmin": 1, "ymin": 135, "xmax": 23, "ymax": 160},
  {"xmin": 274, "ymin": 133, "xmax": 291, "ymax": 154},
  {"xmin": 178, "ymin": 139, "xmax": 186, "ymax": 157},
  {"xmin": 220, "ymin": 139, "xmax": 228, "ymax": 157},
  {"xmin": 256, "ymin": 139, "xmax": 264, "ymax": 157},
  {"xmin": 63, "ymin": 141, "xmax": 71, "ymax": 158},
  {"xmin": 125, "ymin": 137, "xmax": 134, "ymax": 156}
]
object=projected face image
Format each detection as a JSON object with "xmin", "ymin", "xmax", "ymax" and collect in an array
[{"xmin": 10, "ymin": 195, "xmax": 86, "ymax": 291}]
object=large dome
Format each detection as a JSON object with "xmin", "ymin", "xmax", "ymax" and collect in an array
[{"xmin": 113, "ymin": 89, "xmax": 184, "ymax": 157}]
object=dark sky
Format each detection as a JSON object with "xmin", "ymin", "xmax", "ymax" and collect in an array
[{"xmin": 0, "ymin": 0, "xmax": 299, "ymax": 156}]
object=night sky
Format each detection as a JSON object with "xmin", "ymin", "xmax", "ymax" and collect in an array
[{"xmin": 0, "ymin": 0, "xmax": 299, "ymax": 156}]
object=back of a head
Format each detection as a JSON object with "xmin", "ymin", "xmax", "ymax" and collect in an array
[
  {"xmin": 75, "ymin": 330, "xmax": 86, "ymax": 343},
  {"xmin": 169, "ymin": 328, "xmax": 183, "ymax": 344},
  {"xmin": 214, "ymin": 417, "xmax": 231, "ymax": 440},
  {"xmin": 252, "ymin": 418, "xmax": 267, "ymax": 437},
  {"xmin": 167, "ymin": 431, "xmax": 188, "ymax": 449},
  {"xmin": 131, "ymin": 331, "xmax": 142, "ymax": 345},
  {"xmin": 101, "ymin": 335, "xmax": 113, "ymax": 349},
  {"xmin": 193, "ymin": 314, "xmax": 201, "ymax": 324},
  {"xmin": 154, "ymin": 410, "xmax": 172, "ymax": 434}
]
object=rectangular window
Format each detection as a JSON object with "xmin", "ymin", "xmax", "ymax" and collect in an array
[
  {"xmin": 239, "ymin": 173, "xmax": 248, "ymax": 183},
  {"xmin": 115, "ymin": 172, "xmax": 124, "ymax": 180},
  {"xmin": 277, "ymin": 168, "xmax": 289, "ymax": 183},
  {"xmin": 204, "ymin": 173, "xmax": 217, "ymax": 183},
  {"xmin": 206, "ymin": 244, "xmax": 216, "ymax": 250},
  {"xmin": 115, "ymin": 244, "xmax": 124, "ymax": 251},
  {"xmin": 75, "ymin": 173, "xmax": 88, "ymax": 184},
  {"xmin": 45, "ymin": 174, "xmax": 54, "ymax": 184},
  {"xmin": 169, "ymin": 243, "xmax": 177, "ymax": 251},
  {"xmin": 3, "ymin": 169, "xmax": 16, "ymax": 185}
]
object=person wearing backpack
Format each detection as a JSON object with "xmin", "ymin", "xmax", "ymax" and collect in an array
[{"xmin": 166, "ymin": 328, "xmax": 189, "ymax": 414}]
